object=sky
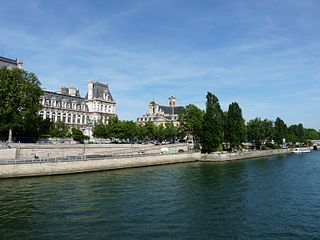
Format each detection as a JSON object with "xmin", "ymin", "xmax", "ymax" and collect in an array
[{"xmin": 1, "ymin": 0, "xmax": 320, "ymax": 129}]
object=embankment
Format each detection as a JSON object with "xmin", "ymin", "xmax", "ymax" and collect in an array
[
  {"xmin": 200, "ymin": 149, "xmax": 292, "ymax": 162},
  {"xmin": 0, "ymin": 153, "xmax": 200, "ymax": 179},
  {"xmin": 0, "ymin": 149, "xmax": 293, "ymax": 179}
]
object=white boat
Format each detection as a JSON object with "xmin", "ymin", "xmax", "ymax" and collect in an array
[{"xmin": 292, "ymin": 147, "xmax": 311, "ymax": 153}]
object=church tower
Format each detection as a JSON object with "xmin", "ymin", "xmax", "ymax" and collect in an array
[{"xmin": 168, "ymin": 96, "xmax": 176, "ymax": 107}]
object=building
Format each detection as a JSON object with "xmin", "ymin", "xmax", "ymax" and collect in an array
[
  {"xmin": 0, "ymin": 56, "xmax": 23, "ymax": 69},
  {"xmin": 40, "ymin": 80, "xmax": 116, "ymax": 136},
  {"xmin": 136, "ymin": 96, "xmax": 184, "ymax": 127}
]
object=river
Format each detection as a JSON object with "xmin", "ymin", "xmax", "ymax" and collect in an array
[{"xmin": 1, "ymin": 151, "xmax": 320, "ymax": 239}]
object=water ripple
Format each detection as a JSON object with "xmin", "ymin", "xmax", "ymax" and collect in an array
[{"xmin": 1, "ymin": 153, "xmax": 320, "ymax": 239}]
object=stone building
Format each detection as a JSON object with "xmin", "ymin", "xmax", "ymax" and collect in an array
[
  {"xmin": 136, "ymin": 96, "xmax": 184, "ymax": 126},
  {"xmin": 40, "ymin": 80, "xmax": 116, "ymax": 136},
  {"xmin": 0, "ymin": 56, "xmax": 23, "ymax": 69}
]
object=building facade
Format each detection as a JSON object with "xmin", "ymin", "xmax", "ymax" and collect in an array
[
  {"xmin": 136, "ymin": 96, "xmax": 184, "ymax": 127},
  {"xmin": 40, "ymin": 81, "xmax": 116, "ymax": 136},
  {"xmin": 0, "ymin": 56, "xmax": 23, "ymax": 69}
]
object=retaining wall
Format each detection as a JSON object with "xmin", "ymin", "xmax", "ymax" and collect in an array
[
  {"xmin": 0, "ymin": 153, "xmax": 200, "ymax": 179},
  {"xmin": 0, "ymin": 148, "xmax": 17, "ymax": 160},
  {"xmin": 200, "ymin": 149, "xmax": 292, "ymax": 162}
]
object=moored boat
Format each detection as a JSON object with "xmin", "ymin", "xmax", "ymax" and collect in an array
[{"xmin": 292, "ymin": 147, "xmax": 311, "ymax": 153}]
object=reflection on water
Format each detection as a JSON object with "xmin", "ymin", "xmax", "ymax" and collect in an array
[{"xmin": 1, "ymin": 152, "xmax": 320, "ymax": 239}]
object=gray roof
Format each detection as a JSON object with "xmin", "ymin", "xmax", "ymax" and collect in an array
[
  {"xmin": 43, "ymin": 91, "xmax": 86, "ymax": 105},
  {"xmin": 0, "ymin": 56, "xmax": 20, "ymax": 68},
  {"xmin": 85, "ymin": 82, "xmax": 114, "ymax": 101},
  {"xmin": 159, "ymin": 106, "xmax": 184, "ymax": 115}
]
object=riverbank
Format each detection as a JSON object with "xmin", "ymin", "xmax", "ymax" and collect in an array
[
  {"xmin": 200, "ymin": 149, "xmax": 292, "ymax": 162},
  {"xmin": 0, "ymin": 149, "xmax": 295, "ymax": 179},
  {"xmin": 0, "ymin": 152, "xmax": 199, "ymax": 179}
]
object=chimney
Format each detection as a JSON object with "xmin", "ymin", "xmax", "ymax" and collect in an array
[{"xmin": 88, "ymin": 80, "xmax": 94, "ymax": 99}]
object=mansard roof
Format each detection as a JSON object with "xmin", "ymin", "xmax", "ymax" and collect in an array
[
  {"xmin": 0, "ymin": 56, "xmax": 17, "ymax": 64},
  {"xmin": 158, "ymin": 105, "xmax": 184, "ymax": 115},
  {"xmin": 0, "ymin": 56, "xmax": 22, "ymax": 68},
  {"xmin": 43, "ymin": 90, "xmax": 84, "ymax": 104},
  {"xmin": 85, "ymin": 82, "xmax": 114, "ymax": 101}
]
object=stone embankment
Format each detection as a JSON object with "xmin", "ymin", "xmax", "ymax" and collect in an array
[
  {"xmin": 200, "ymin": 149, "xmax": 292, "ymax": 162},
  {"xmin": 0, "ymin": 152, "xmax": 200, "ymax": 179},
  {"xmin": 0, "ymin": 144, "xmax": 293, "ymax": 179},
  {"xmin": 9, "ymin": 143, "xmax": 189, "ymax": 159}
]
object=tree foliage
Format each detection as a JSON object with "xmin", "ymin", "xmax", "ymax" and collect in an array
[
  {"xmin": 224, "ymin": 102, "xmax": 246, "ymax": 150},
  {"xmin": 288, "ymin": 124, "xmax": 305, "ymax": 143},
  {"xmin": 179, "ymin": 104, "xmax": 204, "ymax": 143},
  {"xmin": 92, "ymin": 116, "xmax": 179, "ymax": 143},
  {"xmin": 247, "ymin": 118, "xmax": 273, "ymax": 149},
  {"xmin": 200, "ymin": 92, "xmax": 224, "ymax": 153},
  {"xmin": 50, "ymin": 121, "xmax": 69, "ymax": 138},
  {"xmin": 274, "ymin": 117, "xmax": 287, "ymax": 145},
  {"xmin": 71, "ymin": 128, "xmax": 84, "ymax": 142},
  {"xmin": 0, "ymin": 68, "xmax": 43, "ymax": 141}
]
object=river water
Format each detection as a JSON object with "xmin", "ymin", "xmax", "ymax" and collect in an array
[{"xmin": 1, "ymin": 152, "xmax": 320, "ymax": 239}]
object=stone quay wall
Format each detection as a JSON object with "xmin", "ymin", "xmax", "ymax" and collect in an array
[
  {"xmin": 0, "ymin": 153, "xmax": 200, "ymax": 179},
  {"xmin": 200, "ymin": 149, "xmax": 292, "ymax": 162},
  {"xmin": 0, "ymin": 148, "xmax": 294, "ymax": 179}
]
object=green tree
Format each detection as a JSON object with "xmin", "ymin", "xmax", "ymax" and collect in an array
[
  {"xmin": 143, "ymin": 122, "xmax": 156, "ymax": 141},
  {"xmin": 71, "ymin": 128, "xmax": 84, "ymax": 142},
  {"xmin": 178, "ymin": 104, "xmax": 204, "ymax": 144},
  {"xmin": 155, "ymin": 124, "xmax": 165, "ymax": 142},
  {"xmin": 136, "ymin": 124, "xmax": 147, "ymax": 141},
  {"xmin": 288, "ymin": 124, "xmax": 305, "ymax": 143},
  {"xmin": 121, "ymin": 121, "xmax": 137, "ymax": 142},
  {"xmin": 38, "ymin": 118, "xmax": 54, "ymax": 137},
  {"xmin": 50, "ymin": 121, "xmax": 69, "ymax": 138},
  {"xmin": 163, "ymin": 122, "xmax": 177, "ymax": 142},
  {"xmin": 274, "ymin": 117, "xmax": 287, "ymax": 145},
  {"xmin": 247, "ymin": 118, "xmax": 273, "ymax": 149},
  {"xmin": 263, "ymin": 119, "xmax": 274, "ymax": 142},
  {"xmin": 200, "ymin": 92, "xmax": 224, "ymax": 153},
  {"xmin": 224, "ymin": 102, "xmax": 246, "ymax": 150},
  {"xmin": 304, "ymin": 128, "xmax": 320, "ymax": 140},
  {"xmin": 93, "ymin": 123, "xmax": 107, "ymax": 138},
  {"xmin": 0, "ymin": 68, "xmax": 43, "ymax": 142}
]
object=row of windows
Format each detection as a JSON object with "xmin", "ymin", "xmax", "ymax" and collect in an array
[
  {"xmin": 43, "ymin": 99, "xmax": 88, "ymax": 111},
  {"xmin": 42, "ymin": 99, "xmax": 115, "ymax": 114},
  {"xmin": 40, "ymin": 111, "xmax": 109, "ymax": 125},
  {"xmin": 92, "ymin": 104, "xmax": 113, "ymax": 112},
  {"xmin": 137, "ymin": 116, "xmax": 178, "ymax": 122}
]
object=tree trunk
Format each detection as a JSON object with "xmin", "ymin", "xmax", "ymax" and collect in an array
[{"xmin": 8, "ymin": 128, "xmax": 12, "ymax": 144}]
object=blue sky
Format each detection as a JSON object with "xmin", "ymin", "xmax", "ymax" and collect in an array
[{"xmin": 1, "ymin": 0, "xmax": 320, "ymax": 129}]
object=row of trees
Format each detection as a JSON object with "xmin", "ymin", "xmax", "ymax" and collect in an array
[
  {"xmin": 179, "ymin": 92, "xmax": 320, "ymax": 153},
  {"xmin": 38, "ymin": 119, "xmax": 85, "ymax": 142},
  {"xmin": 92, "ymin": 116, "xmax": 180, "ymax": 143}
]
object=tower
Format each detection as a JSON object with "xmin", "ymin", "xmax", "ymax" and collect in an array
[{"xmin": 168, "ymin": 96, "xmax": 176, "ymax": 107}]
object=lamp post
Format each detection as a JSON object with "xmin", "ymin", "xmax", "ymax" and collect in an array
[{"xmin": 83, "ymin": 117, "xmax": 93, "ymax": 155}]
